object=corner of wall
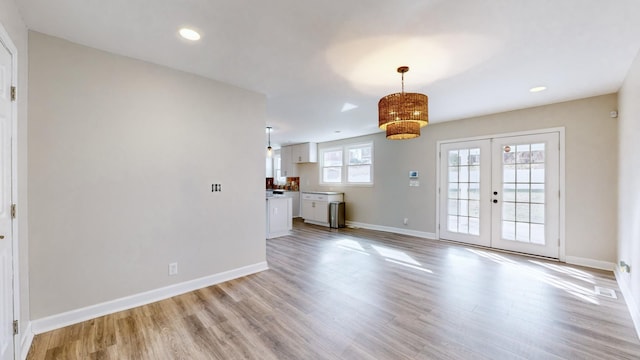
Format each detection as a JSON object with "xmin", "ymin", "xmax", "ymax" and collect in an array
[
  {"xmin": 616, "ymin": 269, "xmax": 640, "ymax": 340},
  {"xmin": 20, "ymin": 321, "xmax": 34, "ymax": 360}
]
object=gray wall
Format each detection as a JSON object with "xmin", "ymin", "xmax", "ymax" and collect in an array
[
  {"xmin": 0, "ymin": 0, "xmax": 30, "ymax": 343},
  {"xmin": 28, "ymin": 32, "xmax": 266, "ymax": 319},
  {"xmin": 618, "ymin": 49, "xmax": 640, "ymax": 320},
  {"xmin": 299, "ymin": 94, "xmax": 618, "ymax": 263}
]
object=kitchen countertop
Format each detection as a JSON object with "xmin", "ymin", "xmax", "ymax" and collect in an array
[
  {"xmin": 266, "ymin": 194, "xmax": 288, "ymax": 199},
  {"xmin": 301, "ymin": 191, "xmax": 344, "ymax": 195}
]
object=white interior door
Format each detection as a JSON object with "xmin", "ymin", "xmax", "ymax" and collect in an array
[
  {"xmin": 0, "ymin": 38, "xmax": 14, "ymax": 360},
  {"xmin": 440, "ymin": 132, "xmax": 560, "ymax": 259}
]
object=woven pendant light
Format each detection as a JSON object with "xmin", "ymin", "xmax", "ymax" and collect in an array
[{"xmin": 378, "ymin": 66, "xmax": 428, "ymax": 139}]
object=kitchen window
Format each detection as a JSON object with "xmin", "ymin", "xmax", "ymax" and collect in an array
[
  {"xmin": 274, "ymin": 152, "xmax": 286, "ymax": 184},
  {"xmin": 320, "ymin": 142, "xmax": 373, "ymax": 185},
  {"xmin": 321, "ymin": 148, "xmax": 343, "ymax": 183}
]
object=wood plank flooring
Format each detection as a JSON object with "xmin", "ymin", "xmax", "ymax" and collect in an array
[{"xmin": 27, "ymin": 219, "xmax": 640, "ymax": 359}]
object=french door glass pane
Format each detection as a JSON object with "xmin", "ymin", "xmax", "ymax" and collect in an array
[
  {"xmin": 501, "ymin": 143, "xmax": 546, "ymax": 244},
  {"xmin": 447, "ymin": 147, "xmax": 482, "ymax": 236},
  {"xmin": 502, "ymin": 221, "xmax": 515, "ymax": 240},
  {"xmin": 448, "ymin": 215, "xmax": 458, "ymax": 232},
  {"xmin": 531, "ymin": 224, "xmax": 545, "ymax": 244},
  {"xmin": 458, "ymin": 200, "xmax": 469, "ymax": 216},
  {"xmin": 469, "ymin": 183, "xmax": 480, "ymax": 200},
  {"xmin": 469, "ymin": 218, "xmax": 480, "ymax": 235},
  {"xmin": 516, "ymin": 223, "xmax": 530, "ymax": 241},
  {"xmin": 448, "ymin": 199, "xmax": 457, "ymax": 214}
]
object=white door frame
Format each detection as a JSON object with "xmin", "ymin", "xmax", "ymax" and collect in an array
[
  {"xmin": 0, "ymin": 20, "xmax": 20, "ymax": 360},
  {"xmin": 436, "ymin": 127, "xmax": 566, "ymax": 262}
]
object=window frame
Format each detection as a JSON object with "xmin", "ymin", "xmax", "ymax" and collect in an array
[
  {"xmin": 319, "ymin": 141, "xmax": 374, "ymax": 186},
  {"xmin": 273, "ymin": 150, "xmax": 286, "ymax": 184},
  {"xmin": 320, "ymin": 147, "xmax": 344, "ymax": 184}
]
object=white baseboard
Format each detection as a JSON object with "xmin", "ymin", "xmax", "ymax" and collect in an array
[
  {"xmin": 20, "ymin": 321, "xmax": 33, "ymax": 360},
  {"xmin": 346, "ymin": 221, "xmax": 436, "ymax": 240},
  {"xmin": 565, "ymin": 256, "xmax": 615, "ymax": 271},
  {"xmin": 304, "ymin": 219, "xmax": 330, "ymax": 227},
  {"xmin": 615, "ymin": 269, "xmax": 640, "ymax": 340},
  {"xmin": 31, "ymin": 261, "xmax": 268, "ymax": 334}
]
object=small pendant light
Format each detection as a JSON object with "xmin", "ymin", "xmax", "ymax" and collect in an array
[{"xmin": 266, "ymin": 126, "xmax": 273, "ymax": 157}]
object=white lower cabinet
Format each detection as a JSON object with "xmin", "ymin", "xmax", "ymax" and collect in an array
[
  {"xmin": 301, "ymin": 192, "xmax": 343, "ymax": 227},
  {"xmin": 266, "ymin": 197, "xmax": 292, "ymax": 239},
  {"xmin": 283, "ymin": 191, "xmax": 300, "ymax": 217}
]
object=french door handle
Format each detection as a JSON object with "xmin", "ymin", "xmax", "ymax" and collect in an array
[{"xmin": 493, "ymin": 199, "xmax": 498, "ymax": 204}]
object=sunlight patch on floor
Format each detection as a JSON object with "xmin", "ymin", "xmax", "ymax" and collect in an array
[
  {"xmin": 336, "ymin": 239, "xmax": 366, "ymax": 251},
  {"xmin": 528, "ymin": 260, "xmax": 595, "ymax": 284},
  {"xmin": 466, "ymin": 248, "xmax": 600, "ymax": 305},
  {"xmin": 334, "ymin": 239, "xmax": 434, "ymax": 273},
  {"xmin": 337, "ymin": 245, "xmax": 370, "ymax": 256},
  {"xmin": 371, "ymin": 245, "xmax": 421, "ymax": 266},
  {"xmin": 385, "ymin": 259, "xmax": 434, "ymax": 273},
  {"xmin": 466, "ymin": 248, "xmax": 517, "ymax": 265}
]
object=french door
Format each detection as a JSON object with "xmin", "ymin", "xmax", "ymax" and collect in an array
[{"xmin": 439, "ymin": 132, "xmax": 560, "ymax": 258}]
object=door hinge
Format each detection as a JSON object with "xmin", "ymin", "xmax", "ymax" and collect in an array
[
  {"xmin": 13, "ymin": 320, "xmax": 19, "ymax": 335},
  {"xmin": 11, "ymin": 86, "xmax": 16, "ymax": 102},
  {"xmin": 11, "ymin": 204, "xmax": 16, "ymax": 219}
]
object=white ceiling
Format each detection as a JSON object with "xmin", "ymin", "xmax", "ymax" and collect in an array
[{"xmin": 16, "ymin": 0, "xmax": 640, "ymax": 148}]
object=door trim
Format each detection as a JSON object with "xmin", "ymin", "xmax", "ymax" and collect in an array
[
  {"xmin": 436, "ymin": 127, "xmax": 565, "ymax": 262},
  {"xmin": 0, "ymin": 20, "xmax": 20, "ymax": 360}
]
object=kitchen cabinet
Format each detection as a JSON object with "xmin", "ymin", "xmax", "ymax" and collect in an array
[
  {"xmin": 281, "ymin": 142, "xmax": 317, "ymax": 177},
  {"xmin": 291, "ymin": 142, "xmax": 317, "ymax": 163},
  {"xmin": 301, "ymin": 192, "xmax": 343, "ymax": 227},
  {"xmin": 288, "ymin": 191, "xmax": 301, "ymax": 218},
  {"xmin": 266, "ymin": 196, "xmax": 292, "ymax": 239},
  {"xmin": 273, "ymin": 190, "xmax": 300, "ymax": 217},
  {"xmin": 280, "ymin": 146, "xmax": 295, "ymax": 177}
]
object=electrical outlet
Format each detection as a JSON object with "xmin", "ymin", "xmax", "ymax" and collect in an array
[
  {"xmin": 403, "ymin": 218, "xmax": 409, "ymax": 225},
  {"xmin": 168, "ymin": 262, "xmax": 178, "ymax": 276},
  {"xmin": 211, "ymin": 183, "xmax": 222, "ymax": 192}
]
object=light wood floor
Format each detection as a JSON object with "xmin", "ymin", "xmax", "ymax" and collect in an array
[{"xmin": 28, "ymin": 219, "xmax": 640, "ymax": 359}]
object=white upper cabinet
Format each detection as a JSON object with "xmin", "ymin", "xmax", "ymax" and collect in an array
[
  {"xmin": 291, "ymin": 142, "xmax": 317, "ymax": 163},
  {"xmin": 281, "ymin": 142, "xmax": 317, "ymax": 177},
  {"xmin": 280, "ymin": 145, "xmax": 294, "ymax": 177}
]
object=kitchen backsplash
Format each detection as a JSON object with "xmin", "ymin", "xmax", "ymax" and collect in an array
[{"xmin": 266, "ymin": 177, "xmax": 299, "ymax": 191}]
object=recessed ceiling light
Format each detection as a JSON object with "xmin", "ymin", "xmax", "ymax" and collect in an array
[
  {"xmin": 529, "ymin": 86, "xmax": 547, "ymax": 93},
  {"xmin": 179, "ymin": 28, "xmax": 201, "ymax": 41}
]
